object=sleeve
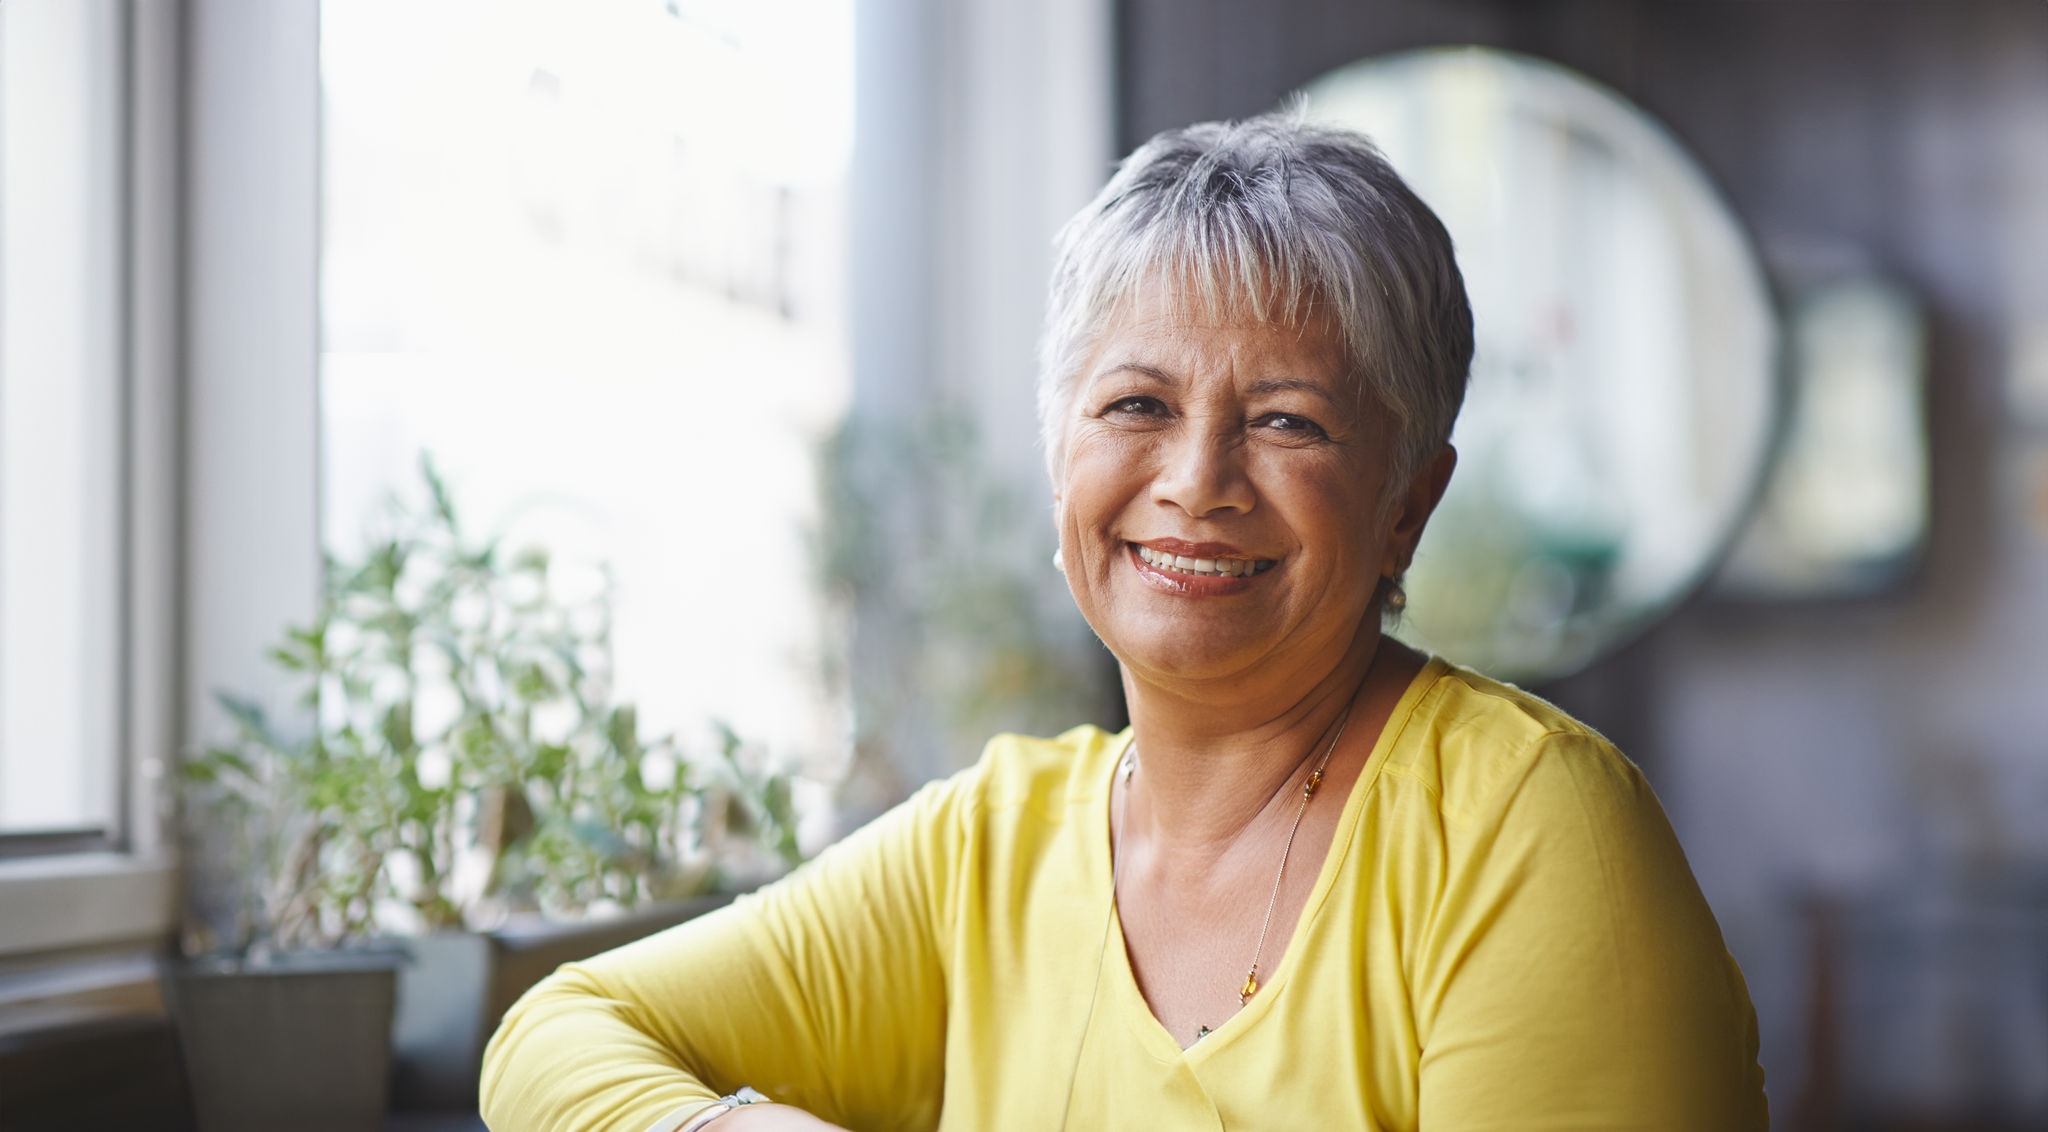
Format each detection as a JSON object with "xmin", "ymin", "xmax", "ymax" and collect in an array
[
  {"xmin": 479, "ymin": 777, "xmax": 961, "ymax": 1132},
  {"xmin": 1412, "ymin": 731, "xmax": 1768, "ymax": 1131}
]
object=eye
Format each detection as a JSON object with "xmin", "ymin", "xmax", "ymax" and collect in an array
[
  {"xmin": 1103, "ymin": 395, "xmax": 1167, "ymax": 418},
  {"xmin": 1255, "ymin": 412, "xmax": 1327, "ymax": 440}
]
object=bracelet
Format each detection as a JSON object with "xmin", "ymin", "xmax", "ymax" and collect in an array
[{"xmin": 673, "ymin": 1086, "xmax": 773, "ymax": 1132}]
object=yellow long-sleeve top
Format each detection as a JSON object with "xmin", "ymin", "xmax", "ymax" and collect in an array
[{"xmin": 481, "ymin": 658, "xmax": 1768, "ymax": 1131}]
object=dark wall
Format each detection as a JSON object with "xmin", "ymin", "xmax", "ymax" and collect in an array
[
  {"xmin": 1119, "ymin": 0, "xmax": 2044, "ymax": 576},
  {"xmin": 1117, "ymin": 0, "xmax": 2048, "ymax": 776},
  {"xmin": 1119, "ymin": 2, "xmax": 2048, "ymax": 1125},
  {"xmin": 1118, "ymin": 0, "xmax": 2046, "ymax": 610},
  {"xmin": 1119, "ymin": 0, "xmax": 2048, "ymax": 628}
]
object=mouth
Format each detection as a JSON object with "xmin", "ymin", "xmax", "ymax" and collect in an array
[{"xmin": 1131, "ymin": 542, "xmax": 1278, "ymax": 579}]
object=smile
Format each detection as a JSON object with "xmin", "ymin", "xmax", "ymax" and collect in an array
[{"xmin": 1132, "ymin": 543, "xmax": 1276, "ymax": 578}]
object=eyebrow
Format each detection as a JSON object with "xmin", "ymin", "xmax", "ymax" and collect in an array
[
  {"xmin": 1090, "ymin": 361, "xmax": 1179, "ymax": 386},
  {"xmin": 1090, "ymin": 365, "xmax": 1341, "ymax": 409},
  {"xmin": 1245, "ymin": 377, "xmax": 1340, "ymax": 408}
]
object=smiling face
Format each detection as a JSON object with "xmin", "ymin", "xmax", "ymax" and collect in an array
[{"xmin": 1053, "ymin": 292, "xmax": 1453, "ymax": 691}]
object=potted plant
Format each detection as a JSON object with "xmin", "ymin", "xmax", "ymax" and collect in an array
[{"xmin": 177, "ymin": 457, "xmax": 802, "ymax": 1127}]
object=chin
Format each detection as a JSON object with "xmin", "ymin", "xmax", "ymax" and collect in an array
[{"xmin": 1101, "ymin": 620, "xmax": 1277, "ymax": 685}]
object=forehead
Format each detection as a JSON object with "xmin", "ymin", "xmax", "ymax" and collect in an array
[{"xmin": 1089, "ymin": 284, "xmax": 1351, "ymax": 387}]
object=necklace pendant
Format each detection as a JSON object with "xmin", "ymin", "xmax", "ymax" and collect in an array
[
  {"xmin": 1239, "ymin": 972, "xmax": 1259, "ymax": 1003},
  {"xmin": 1195, "ymin": 1025, "xmax": 1213, "ymax": 1042},
  {"xmin": 1304, "ymin": 769, "xmax": 1323, "ymax": 798}
]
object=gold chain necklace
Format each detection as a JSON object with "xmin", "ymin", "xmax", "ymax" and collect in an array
[{"xmin": 1113, "ymin": 697, "xmax": 1356, "ymax": 1037}]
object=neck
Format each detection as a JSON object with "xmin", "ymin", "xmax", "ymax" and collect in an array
[{"xmin": 1119, "ymin": 620, "xmax": 1392, "ymax": 853}]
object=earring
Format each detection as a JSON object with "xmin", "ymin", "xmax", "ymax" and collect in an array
[
  {"xmin": 1383, "ymin": 579, "xmax": 1406, "ymax": 611},
  {"xmin": 1052, "ymin": 548, "xmax": 1065, "ymax": 573}
]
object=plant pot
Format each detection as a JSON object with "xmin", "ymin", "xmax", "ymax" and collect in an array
[
  {"xmin": 389, "ymin": 932, "xmax": 495, "ymax": 1112},
  {"xmin": 387, "ymin": 892, "xmax": 740, "ymax": 1113},
  {"xmin": 168, "ymin": 949, "xmax": 402, "ymax": 1132}
]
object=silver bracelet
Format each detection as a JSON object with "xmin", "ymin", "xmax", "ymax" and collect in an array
[{"xmin": 673, "ymin": 1086, "xmax": 773, "ymax": 1132}]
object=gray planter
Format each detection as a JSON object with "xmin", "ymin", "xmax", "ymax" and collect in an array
[
  {"xmin": 389, "ymin": 892, "xmax": 740, "ymax": 1112},
  {"xmin": 389, "ymin": 933, "xmax": 495, "ymax": 1112},
  {"xmin": 168, "ymin": 950, "xmax": 403, "ymax": 1132}
]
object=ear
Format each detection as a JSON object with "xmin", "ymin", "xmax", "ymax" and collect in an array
[{"xmin": 1380, "ymin": 445, "xmax": 1457, "ymax": 578}]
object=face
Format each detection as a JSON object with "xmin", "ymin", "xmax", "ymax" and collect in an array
[{"xmin": 1053, "ymin": 295, "xmax": 1453, "ymax": 689}]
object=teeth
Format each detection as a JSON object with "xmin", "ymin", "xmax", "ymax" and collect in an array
[{"xmin": 1134, "ymin": 544, "xmax": 1275, "ymax": 578}]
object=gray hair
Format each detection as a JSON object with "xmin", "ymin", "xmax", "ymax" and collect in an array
[{"xmin": 1037, "ymin": 113, "xmax": 1473, "ymax": 495}]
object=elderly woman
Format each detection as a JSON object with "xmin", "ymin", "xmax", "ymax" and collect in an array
[{"xmin": 481, "ymin": 116, "xmax": 1767, "ymax": 1132}]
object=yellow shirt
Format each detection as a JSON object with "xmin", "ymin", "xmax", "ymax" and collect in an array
[{"xmin": 481, "ymin": 658, "xmax": 1767, "ymax": 1131}]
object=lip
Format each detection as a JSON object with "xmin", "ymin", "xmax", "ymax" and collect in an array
[
  {"xmin": 1125, "ymin": 540, "xmax": 1277, "ymax": 596},
  {"xmin": 1136, "ymin": 537, "xmax": 1256, "ymax": 559}
]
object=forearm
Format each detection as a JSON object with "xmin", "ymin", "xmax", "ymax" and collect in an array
[
  {"xmin": 483, "ymin": 780, "xmax": 959, "ymax": 1132},
  {"xmin": 481, "ymin": 963, "xmax": 723, "ymax": 1132}
]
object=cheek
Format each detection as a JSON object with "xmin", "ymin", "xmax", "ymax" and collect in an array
[
  {"xmin": 1249, "ymin": 451, "xmax": 1386, "ymax": 560},
  {"xmin": 1058, "ymin": 431, "xmax": 1150, "ymax": 535}
]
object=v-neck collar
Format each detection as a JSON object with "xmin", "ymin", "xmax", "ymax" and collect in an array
[{"xmin": 1091, "ymin": 655, "xmax": 1449, "ymax": 1064}]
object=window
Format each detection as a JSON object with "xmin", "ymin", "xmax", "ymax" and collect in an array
[
  {"xmin": 319, "ymin": 1, "xmax": 855, "ymax": 785},
  {"xmin": 0, "ymin": 0, "xmax": 127, "ymax": 850},
  {"xmin": 0, "ymin": 0, "xmax": 178, "ymax": 965}
]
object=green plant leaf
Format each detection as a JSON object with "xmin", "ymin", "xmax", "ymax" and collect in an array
[{"xmin": 190, "ymin": 450, "xmax": 806, "ymax": 948}]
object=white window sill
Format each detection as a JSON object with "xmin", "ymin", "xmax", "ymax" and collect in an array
[
  {"xmin": 0, "ymin": 853, "xmax": 176, "ymax": 957},
  {"xmin": 0, "ymin": 949, "xmax": 164, "ymax": 1039}
]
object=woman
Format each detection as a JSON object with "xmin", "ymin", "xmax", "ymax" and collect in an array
[{"xmin": 481, "ymin": 115, "xmax": 1768, "ymax": 1132}]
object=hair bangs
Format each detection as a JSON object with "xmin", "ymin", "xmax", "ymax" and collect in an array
[{"xmin": 1037, "ymin": 114, "xmax": 1471, "ymax": 498}]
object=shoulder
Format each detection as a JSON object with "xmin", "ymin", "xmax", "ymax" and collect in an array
[
  {"xmin": 1389, "ymin": 666, "xmax": 1766, "ymax": 1127},
  {"xmin": 845, "ymin": 724, "xmax": 1121, "ymax": 853},
  {"xmin": 944, "ymin": 723, "xmax": 1128, "ymax": 823},
  {"xmin": 1381, "ymin": 660, "xmax": 1648, "ymax": 832},
  {"xmin": 817, "ymin": 724, "xmax": 1121, "ymax": 878}
]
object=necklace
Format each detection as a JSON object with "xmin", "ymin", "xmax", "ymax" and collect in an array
[
  {"xmin": 1113, "ymin": 696, "xmax": 1357, "ymax": 1038},
  {"xmin": 1056, "ymin": 694, "xmax": 1360, "ymax": 1127}
]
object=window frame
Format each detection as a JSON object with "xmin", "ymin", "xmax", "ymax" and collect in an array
[
  {"xmin": 0, "ymin": 0, "xmax": 323, "ymax": 963},
  {"xmin": 0, "ymin": 0, "xmax": 180, "ymax": 956}
]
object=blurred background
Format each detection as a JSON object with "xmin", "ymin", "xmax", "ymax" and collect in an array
[{"xmin": 3, "ymin": 0, "xmax": 2047, "ymax": 1129}]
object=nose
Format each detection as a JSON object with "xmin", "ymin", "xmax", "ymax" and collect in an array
[{"xmin": 1151, "ymin": 420, "xmax": 1255, "ymax": 518}]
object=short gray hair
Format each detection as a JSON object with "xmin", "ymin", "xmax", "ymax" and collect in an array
[{"xmin": 1037, "ymin": 113, "xmax": 1473, "ymax": 493}]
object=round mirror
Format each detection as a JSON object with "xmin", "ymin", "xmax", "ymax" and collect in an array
[{"xmin": 1300, "ymin": 48, "xmax": 1779, "ymax": 682}]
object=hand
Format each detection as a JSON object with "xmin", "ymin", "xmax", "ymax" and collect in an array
[{"xmin": 713, "ymin": 1104, "xmax": 850, "ymax": 1131}]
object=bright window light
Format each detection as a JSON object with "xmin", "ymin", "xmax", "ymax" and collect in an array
[
  {"xmin": 0, "ymin": 0, "xmax": 126, "ymax": 838},
  {"xmin": 319, "ymin": 0, "xmax": 854, "ymax": 773}
]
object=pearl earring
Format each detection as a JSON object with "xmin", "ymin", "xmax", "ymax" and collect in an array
[
  {"xmin": 1383, "ymin": 579, "xmax": 1406, "ymax": 611},
  {"xmin": 1052, "ymin": 548, "xmax": 1065, "ymax": 572}
]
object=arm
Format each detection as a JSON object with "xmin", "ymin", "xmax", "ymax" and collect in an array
[
  {"xmin": 1414, "ymin": 732, "xmax": 1768, "ymax": 1131},
  {"xmin": 480, "ymin": 779, "xmax": 959, "ymax": 1132},
  {"xmin": 683, "ymin": 1101, "xmax": 847, "ymax": 1132}
]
